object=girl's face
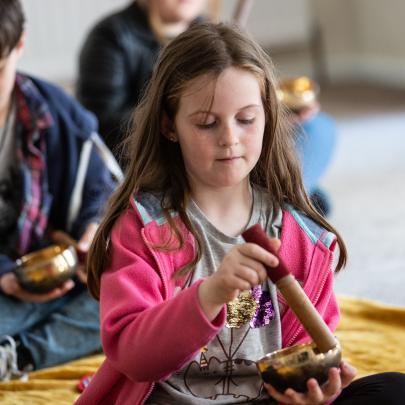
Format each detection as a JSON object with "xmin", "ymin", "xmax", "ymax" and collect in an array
[
  {"xmin": 148, "ymin": 0, "xmax": 207, "ymax": 24},
  {"xmin": 171, "ymin": 67, "xmax": 266, "ymax": 194}
]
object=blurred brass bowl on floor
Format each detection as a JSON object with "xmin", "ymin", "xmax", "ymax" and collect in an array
[
  {"xmin": 14, "ymin": 245, "xmax": 78, "ymax": 293},
  {"xmin": 277, "ymin": 76, "xmax": 319, "ymax": 111},
  {"xmin": 257, "ymin": 341, "xmax": 341, "ymax": 393}
]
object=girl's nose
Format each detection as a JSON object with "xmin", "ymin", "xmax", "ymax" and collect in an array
[{"xmin": 218, "ymin": 123, "xmax": 239, "ymax": 147}]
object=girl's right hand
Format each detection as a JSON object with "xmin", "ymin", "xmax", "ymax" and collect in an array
[{"xmin": 198, "ymin": 239, "xmax": 281, "ymax": 321}]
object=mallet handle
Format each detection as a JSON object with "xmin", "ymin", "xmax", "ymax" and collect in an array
[
  {"xmin": 277, "ymin": 274, "xmax": 337, "ymax": 352},
  {"xmin": 242, "ymin": 224, "xmax": 337, "ymax": 353}
]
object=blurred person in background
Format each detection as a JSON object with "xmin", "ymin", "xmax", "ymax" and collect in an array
[
  {"xmin": 292, "ymin": 99, "xmax": 336, "ymax": 217},
  {"xmin": 76, "ymin": 0, "xmax": 208, "ymax": 163}
]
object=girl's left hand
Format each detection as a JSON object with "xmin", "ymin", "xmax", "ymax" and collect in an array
[{"xmin": 264, "ymin": 361, "xmax": 357, "ymax": 405}]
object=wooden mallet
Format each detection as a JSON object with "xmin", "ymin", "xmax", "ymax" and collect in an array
[{"xmin": 242, "ymin": 224, "xmax": 337, "ymax": 353}]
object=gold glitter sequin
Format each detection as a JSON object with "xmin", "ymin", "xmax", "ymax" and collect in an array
[{"xmin": 226, "ymin": 290, "xmax": 257, "ymax": 328}]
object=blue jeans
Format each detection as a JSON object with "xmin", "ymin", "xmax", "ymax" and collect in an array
[
  {"xmin": 296, "ymin": 111, "xmax": 337, "ymax": 193},
  {"xmin": 0, "ymin": 281, "xmax": 100, "ymax": 369}
]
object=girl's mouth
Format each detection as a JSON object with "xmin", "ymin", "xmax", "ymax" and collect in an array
[{"xmin": 217, "ymin": 156, "xmax": 241, "ymax": 162}]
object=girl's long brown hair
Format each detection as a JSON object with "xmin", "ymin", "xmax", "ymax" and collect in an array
[{"xmin": 87, "ymin": 22, "xmax": 347, "ymax": 300}]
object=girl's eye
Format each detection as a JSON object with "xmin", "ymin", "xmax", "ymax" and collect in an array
[
  {"xmin": 196, "ymin": 121, "xmax": 216, "ymax": 129},
  {"xmin": 238, "ymin": 118, "xmax": 255, "ymax": 125}
]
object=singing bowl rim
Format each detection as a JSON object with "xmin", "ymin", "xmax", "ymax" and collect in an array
[
  {"xmin": 15, "ymin": 244, "xmax": 76, "ymax": 268},
  {"xmin": 256, "ymin": 340, "xmax": 341, "ymax": 372},
  {"xmin": 277, "ymin": 76, "xmax": 320, "ymax": 110}
]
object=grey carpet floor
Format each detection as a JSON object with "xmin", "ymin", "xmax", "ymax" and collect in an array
[{"xmin": 321, "ymin": 110, "xmax": 405, "ymax": 306}]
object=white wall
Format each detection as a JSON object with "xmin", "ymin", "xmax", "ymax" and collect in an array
[
  {"xmin": 314, "ymin": 0, "xmax": 405, "ymax": 86},
  {"xmin": 19, "ymin": 0, "xmax": 129, "ymax": 83},
  {"xmin": 220, "ymin": 0, "xmax": 312, "ymax": 48}
]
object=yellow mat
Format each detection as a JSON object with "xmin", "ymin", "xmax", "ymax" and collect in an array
[{"xmin": 1, "ymin": 296, "xmax": 405, "ymax": 405}]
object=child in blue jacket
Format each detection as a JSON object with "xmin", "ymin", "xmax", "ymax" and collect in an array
[{"xmin": 0, "ymin": 0, "xmax": 119, "ymax": 380}]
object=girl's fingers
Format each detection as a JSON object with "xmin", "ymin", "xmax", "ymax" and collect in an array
[
  {"xmin": 305, "ymin": 378, "xmax": 326, "ymax": 403},
  {"xmin": 283, "ymin": 387, "xmax": 307, "ymax": 404},
  {"xmin": 322, "ymin": 367, "xmax": 342, "ymax": 397},
  {"xmin": 215, "ymin": 240, "xmax": 282, "ymax": 303},
  {"xmin": 268, "ymin": 237, "xmax": 281, "ymax": 253},
  {"xmin": 235, "ymin": 266, "xmax": 261, "ymax": 287},
  {"xmin": 289, "ymin": 369, "xmax": 343, "ymax": 404},
  {"xmin": 238, "ymin": 257, "xmax": 268, "ymax": 282},
  {"xmin": 265, "ymin": 375, "xmax": 340, "ymax": 405},
  {"xmin": 226, "ymin": 275, "xmax": 252, "ymax": 293},
  {"xmin": 239, "ymin": 242, "xmax": 279, "ymax": 268},
  {"xmin": 285, "ymin": 370, "xmax": 342, "ymax": 404},
  {"xmin": 340, "ymin": 361, "xmax": 357, "ymax": 388},
  {"xmin": 264, "ymin": 383, "xmax": 293, "ymax": 404},
  {"xmin": 264, "ymin": 367, "xmax": 345, "ymax": 405}
]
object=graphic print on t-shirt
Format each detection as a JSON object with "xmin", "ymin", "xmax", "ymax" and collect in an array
[{"xmin": 183, "ymin": 285, "xmax": 274, "ymax": 401}]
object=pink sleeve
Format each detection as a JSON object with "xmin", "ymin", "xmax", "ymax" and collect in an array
[{"xmin": 100, "ymin": 208, "xmax": 226, "ymax": 382}]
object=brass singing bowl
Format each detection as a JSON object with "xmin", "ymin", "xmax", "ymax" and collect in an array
[
  {"xmin": 277, "ymin": 76, "xmax": 320, "ymax": 111},
  {"xmin": 14, "ymin": 245, "xmax": 78, "ymax": 293},
  {"xmin": 256, "ymin": 341, "xmax": 341, "ymax": 393}
]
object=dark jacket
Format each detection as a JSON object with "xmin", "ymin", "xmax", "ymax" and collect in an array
[
  {"xmin": 0, "ymin": 74, "xmax": 116, "ymax": 276},
  {"xmin": 76, "ymin": 1, "xmax": 160, "ymax": 157}
]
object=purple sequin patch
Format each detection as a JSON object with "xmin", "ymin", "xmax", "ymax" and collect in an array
[{"xmin": 249, "ymin": 286, "xmax": 275, "ymax": 328}]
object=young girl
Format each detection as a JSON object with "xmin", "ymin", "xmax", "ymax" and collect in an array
[{"xmin": 76, "ymin": 22, "xmax": 405, "ymax": 405}]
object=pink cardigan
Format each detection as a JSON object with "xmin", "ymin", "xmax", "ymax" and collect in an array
[{"xmin": 75, "ymin": 194, "xmax": 339, "ymax": 405}]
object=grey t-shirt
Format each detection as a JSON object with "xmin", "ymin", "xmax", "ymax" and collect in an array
[{"xmin": 147, "ymin": 186, "xmax": 282, "ymax": 404}]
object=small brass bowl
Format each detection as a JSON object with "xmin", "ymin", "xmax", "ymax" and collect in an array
[
  {"xmin": 277, "ymin": 76, "xmax": 319, "ymax": 111},
  {"xmin": 14, "ymin": 245, "xmax": 78, "ymax": 293},
  {"xmin": 257, "ymin": 341, "xmax": 341, "ymax": 393}
]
